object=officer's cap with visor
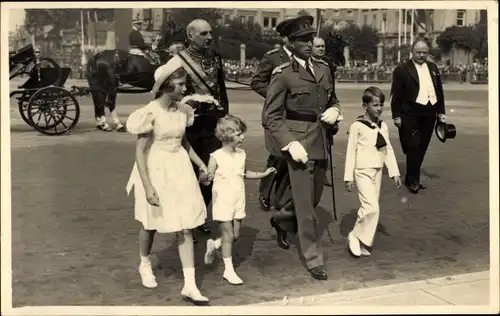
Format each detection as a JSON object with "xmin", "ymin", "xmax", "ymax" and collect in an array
[{"xmin": 278, "ymin": 15, "xmax": 315, "ymax": 39}]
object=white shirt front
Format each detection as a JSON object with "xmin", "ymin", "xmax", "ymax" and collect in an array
[
  {"xmin": 293, "ymin": 55, "xmax": 315, "ymax": 75},
  {"xmin": 413, "ymin": 60, "xmax": 437, "ymax": 106},
  {"xmin": 344, "ymin": 120, "xmax": 400, "ymax": 182}
]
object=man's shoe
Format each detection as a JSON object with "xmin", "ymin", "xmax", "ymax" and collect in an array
[
  {"xmin": 418, "ymin": 183, "xmax": 427, "ymax": 190},
  {"xmin": 259, "ymin": 195, "xmax": 271, "ymax": 211},
  {"xmin": 270, "ymin": 218, "xmax": 290, "ymax": 250},
  {"xmin": 197, "ymin": 224, "xmax": 211, "ymax": 234},
  {"xmin": 408, "ymin": 184, "xmax": 419, "ymax": 194},
  {"xmin": 308, "ymin": 266, "xmax": 328, "ymax": 281}
]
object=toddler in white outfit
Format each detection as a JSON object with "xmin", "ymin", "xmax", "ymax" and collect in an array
[{"xmin": 202, "ymin": 114, "xmax": 276, "ymax": 285}]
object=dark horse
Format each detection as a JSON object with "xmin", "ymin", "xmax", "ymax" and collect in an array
[
  {"xmin": 86, "ymin": 24, "xmax": 183, "ymax": 132},
  {"xmin": 86, "ymin": 48, "xmax": 170, "ymax": 132}
]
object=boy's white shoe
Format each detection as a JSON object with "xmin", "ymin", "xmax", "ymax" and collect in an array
[
  {"xmin": 348, "ymin": 232, "xmax": 361, "ymax": 257},
  {"xmin": 204, "ymin": 239, "xmax": 216, "ymax": 264},
  {"xmin": 138, "ymin": 261, "xmax": 158, "ymax": 288},
  {"xmin": 223, "ymin": 270, "xmax": 243, "ymax": 285},
  {"xmin": 360, "ymin": 247, "xmax": 371, "ymax": 256}
]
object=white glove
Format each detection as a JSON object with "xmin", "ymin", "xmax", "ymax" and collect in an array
[
  {"xmin": 320, "ymin": 107, "xmax": 341, "ymax": 124},
  {"xmin": 287, "ymin": 141, "xmax": 308, "ymax": 164},
  {"xmin": 438, "ymin": 114, "xmax": 446, "ymax": 123}
]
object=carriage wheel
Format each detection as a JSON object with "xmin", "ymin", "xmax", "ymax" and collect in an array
[
  {"xmin": 17, "ymin": 92, "xmax": 33, "ymax": 126},
  {"xmin": 26, "ymin": 86, "xmax": 80, "ymax": 136},
  {"xmin": 31, "ymin": 57, "xmax": 63, "ymax": 86}
]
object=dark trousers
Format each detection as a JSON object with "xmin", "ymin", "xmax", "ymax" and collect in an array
[
  {"xmin": 398, "ymin": 103, "xmax": 437, "ymax": 186},
  {"xmin": 186, "ymin": 131, "xmax": 222, "ymax": 213},
  {"xmin": 277, "ymin": 158, "xmax": 326, "ymax": 269},
  {"xmin": 258, "ymin": 154, "xmax": 288, "ymax": 201}
]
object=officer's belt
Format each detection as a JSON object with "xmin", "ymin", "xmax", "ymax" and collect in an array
[{"xmin": 286, "ymin": 111, "xmax": 318, "ymax": 122}]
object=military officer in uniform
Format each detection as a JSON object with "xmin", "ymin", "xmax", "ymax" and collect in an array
[
  {"xmin": 251, "ymin": 19, "xmax": 293, "ymax": 212},
  {"xmin": 129, "ymin": 18, "xmax": 156, "ymax": 64},
  {"xmin": 262, "ymin": 15, "xmax": 342, "ymax": 280}
]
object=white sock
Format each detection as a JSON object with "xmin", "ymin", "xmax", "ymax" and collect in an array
[
  {"xmin": 140, "ymin": 254, "xmax": 151, "ymax": 264},
  {"xmin": 223, "ymin": 257, "xmax": 234, "ymax": 273},
  {"xmin": 213, "ymin": 238, "xmax": 222, "ymax": 249},
  {"xmin": 182, "ymin": 268, "xmax": 197, "ymax": 289}
]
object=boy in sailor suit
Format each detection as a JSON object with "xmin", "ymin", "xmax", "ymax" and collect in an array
[{"xmin": 344, "ymin": 87, "xmax": 402, "ymax": 257}]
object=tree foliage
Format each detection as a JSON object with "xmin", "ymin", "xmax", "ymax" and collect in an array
[
  {"xmin": 325, "ymin": 24, "xmax": 380, "ymax": 63},
  {"xmin": 167, "ymin": 8, "xmax": 222, "ymax": 30},
  {"xmin": 24, "ymin": 9, "xmax": 114, "ymax": 34},
  {"xmin": 436, "ymin": 25, "xmax": 483, "ymax": 55}
]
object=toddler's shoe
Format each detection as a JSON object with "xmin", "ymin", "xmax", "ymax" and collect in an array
[
  {"xmin": 204, "ymin": 239, "xmax": 216, "ymax": 264},
  {"xmin": 360, "ymin": 247, "xmax": 371, "ymax": 256},
  {"xmin": 138, "ymin": 261, "xmax": 158, "ymax": 288}
]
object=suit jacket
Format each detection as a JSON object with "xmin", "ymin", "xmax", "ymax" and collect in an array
[
  {"xmin": 390, "ymin": 60, "xmax": 446, "ymax": 119},
  {"xmin": 251, "ymin": 47, "xmax": 291, "ymax": 98},
  {"xmin": 262, "ymin": 58, "xmax": 340, "ymax": 160},
  {"xmin": 129, "ymin": 29, "xmax": 149, "ymax": 50}
]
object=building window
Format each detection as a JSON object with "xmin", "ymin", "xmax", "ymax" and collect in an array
[
  {"xmin": 372, "ymin": 14, "xmax": 377, "ymax": 27},
  {"xmin": 240, "ymin": 16, "xmax": 246, "ymax": 24},
  {"xmin": 333, "ymin": 9, "xmax": 340, "ymax": 16},
  {"xmin": 346, "ymin": 10, "xmax": 353, "ymax": 16},
  {"xmin": 248, "ymin": 15, "xmax": 255, "ymax": 24},
  {"xmin": 271, "ymin": 17, "xmax": 278, "ymax": 28},
  {"xmin": 224, "ymin": 14, "xmax": 231, "ymax": 23},
  {"xmin": 456, "ymin": 10, "xmax": 465, "ymax": 26},
  {"xmin": 263, "ymin": 16, "xmax": 270, "ymax": 28},
  {"xmin": 362, "ymin": 9, "xmax": 369, "ymax": 12},
  {"xmin": 363, "ymin": 15, "xmax": 368, "ymax": 25}
]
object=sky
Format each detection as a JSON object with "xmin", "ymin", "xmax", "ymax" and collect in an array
[{"xmin": 9, "ymin": 9, "xmax": 26, "ymax": 32}]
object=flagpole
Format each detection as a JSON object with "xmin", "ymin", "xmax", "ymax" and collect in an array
[
  {"xmin": 398, "ymin": 9, "xmax": 402, "ymax": 63},
  {"xmin": 403, "ymin": 9, "xmax": 407, "ymax": 45},
  {"xmin": 80, "ymin": 9, "xmax": 86, "ymax": 68},
  {"xmin": 410, "ymin": 9, "xmax": 414, "ymax": 59}
]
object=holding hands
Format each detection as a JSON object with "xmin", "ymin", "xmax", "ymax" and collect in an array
[{"xmin": 263, "ymin": 167, "xmax": 277, "ymax": 177}]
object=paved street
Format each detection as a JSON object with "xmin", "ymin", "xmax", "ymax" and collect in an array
[{"xmin": 8, "ymin": 82, "xmax": 490, "ymax": 306}]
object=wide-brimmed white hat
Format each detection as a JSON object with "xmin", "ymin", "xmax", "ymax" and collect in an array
[{"xmin": 151, "ymin": 56, "xmax": 182, "ymax": 96}]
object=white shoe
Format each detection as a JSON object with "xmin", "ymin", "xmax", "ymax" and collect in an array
[
  {"xmin": 360, "ymin": 247, "xmax": 371, "ymax": 256},
  {"xmin": 204, "ymin": 239, "xmax": 216, "ymax": 264},
  {"xmin": 138, "ymin": 261, "xmax": 158, "ymax": 288},
  {"xmin": 223, "ymin": 270, "xmax": 243, "ymax": 285},
  {"xmin": 348, "ymin": 232, "xmax": 361, "ymax": 257},
  {"xmin": 181, "ymin": 287, "xmax": 209, "ymax": 304}
]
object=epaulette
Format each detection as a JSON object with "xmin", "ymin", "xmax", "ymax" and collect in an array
[
  {"xmin": 271, "ymin": 61, "xmax": 291, "ymax": 75},
  {"xmin": 265, "ymin": 48, "xmax": 280, "ymax": 55},
  {"xmin": 312, "ymin": 57, "xmax": 329, "ymax": 67}
]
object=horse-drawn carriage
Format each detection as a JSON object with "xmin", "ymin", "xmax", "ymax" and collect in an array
[{"xmin": 9, "ymin": 44, "xmax": 81, "ymax": 136}]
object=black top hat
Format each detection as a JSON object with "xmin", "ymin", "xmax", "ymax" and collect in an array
[
  {"xmin": 279, "ymin": 15, "xmax": 315, "ymax": 39},
  {"xmin": 167, "ymin": 28, "xmax": 187, "ymax": 46},
  {"xmin": 435, "ymin": 122, "xmax": 456, "ymax": 143}
]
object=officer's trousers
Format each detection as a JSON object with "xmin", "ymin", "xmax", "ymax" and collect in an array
[
  {"xmin": 351, "ymin": 168, "xmax": 383, "ymax": 247},
  {"xmin": 287, "ymin": 158, "xmax": 326, "ymax": 269}
]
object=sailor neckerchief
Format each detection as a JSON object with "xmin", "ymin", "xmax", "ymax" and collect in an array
[{"xmin": 355, "ymin": 115, "xmax": 387, "ymax": 149}]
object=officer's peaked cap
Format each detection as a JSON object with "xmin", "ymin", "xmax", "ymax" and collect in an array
[{"xmin": 279, "ymin": 15, "xmax": 315, "ymax": 38}]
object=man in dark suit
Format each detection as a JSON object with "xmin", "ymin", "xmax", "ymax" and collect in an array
[
  {"xmin": 390, "ymin": 40, "xmax": 447, "ymax": 194},
  {"xmin": 251, "ymin": 19, "xmax": 293, "ymax": 213},
  {"xmin": 262, "ymin": 15, "xmax": 342, "ymax": 280},
  {"xmin": 129, "ymin": 19, "xmax": 156, "ymax": 64}
]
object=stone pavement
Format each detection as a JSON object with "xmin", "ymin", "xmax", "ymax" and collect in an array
[{"xmin": 249, "ymin": 271, "xmax": 494, "ymax": 307}]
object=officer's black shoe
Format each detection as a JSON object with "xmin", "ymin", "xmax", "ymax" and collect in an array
[
  {"xmin": 259, "ymin": 195, "xmax": 271, "ymax": 211},
  {"xmin": 308, "ymin": 266, "xmax": 328, "ymax": 281},
  {"xmin": 270, "ymin": 218, "xmax": 290, "ymax": 250},
  {"xmin": 408, "ymin": 184, "xmax": 419, "ymax": 194},
  {"xmin": 197, "ymin": 224, "xmax": 211, "ymax": 234}
]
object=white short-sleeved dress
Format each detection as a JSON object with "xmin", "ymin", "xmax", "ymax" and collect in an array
[
  {"xmin": 125, "ymin": 100, "xmax": 207, "ymax": 233},
  {"xmin": 210, "ymin": 148, "xmax": 246, "ymax": 222}
]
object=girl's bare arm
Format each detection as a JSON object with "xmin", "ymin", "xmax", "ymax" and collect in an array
[{"xmin": 136, "ymin": 133, "xmax": 153, "ymax": 191}]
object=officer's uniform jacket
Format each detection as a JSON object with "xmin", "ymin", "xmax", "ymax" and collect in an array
[
  {"xmin": 251, "ymin": 46, "xmax": 292, "ymax": 98},
  {"xmin": 262, "ymin": 56, "xmax": 340, "ymax": 160},
  {"xmin": 129, "ymin": 28, "xmax": 149, "ymax": 51}
]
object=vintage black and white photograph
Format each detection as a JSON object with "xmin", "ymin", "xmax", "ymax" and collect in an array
[{"xmin": 1, "ymin": 1, "xmax": 498, "ymax": 314}]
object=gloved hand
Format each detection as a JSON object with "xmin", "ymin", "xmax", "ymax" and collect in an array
[
  {"xmin": 320, "ymin": 107, "xmax": 341, "ymax": 124},
  {"xmin": 438, "ymin": 114, "xmax": 446, "ymax": 123},
  {"xmin": 287, "ymin": 141, "xmax": 308, "ymax": 164}
]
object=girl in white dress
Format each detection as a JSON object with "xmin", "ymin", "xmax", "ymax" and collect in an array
[
  {"xmin": 202, "ymin": 114, "xmax": 276, "ymax": 285},
  {"xmin": 125, "ymin": 64, "xmax": 209, "ymax": 304}
]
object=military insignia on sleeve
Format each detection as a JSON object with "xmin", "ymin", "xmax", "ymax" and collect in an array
[{"xmin": 271, "ymin": 61, "xmax": 290, "ymax": 76}]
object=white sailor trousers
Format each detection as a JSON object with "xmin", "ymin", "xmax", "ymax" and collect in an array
[{"xmin": 352, "ymin": 168, "xmax": 383, "ymax": 247}]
